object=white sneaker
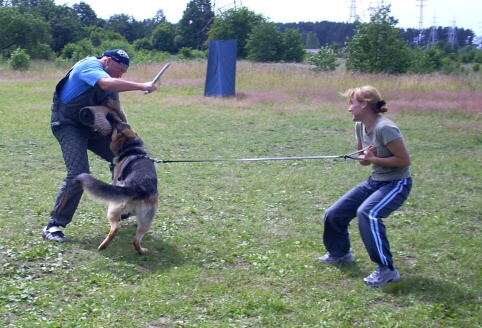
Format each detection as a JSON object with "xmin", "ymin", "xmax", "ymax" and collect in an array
[
  {"xmin": 41, "ymin": 226, "xmax": 70, "ymax": 243},
  {"xmin": 364, "ymin": 266, "xmax": 400, "ymax": 287}
]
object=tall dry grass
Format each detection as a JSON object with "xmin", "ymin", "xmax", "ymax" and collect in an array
[
  {"xmin": 135, "ymin": 60, "xmax": 482, "ymax": 118},
  {"xmin": 3, "ymin": 59, "xmax": 481, "ymax": 119}
]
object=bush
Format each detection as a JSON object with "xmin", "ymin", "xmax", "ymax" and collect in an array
[
  {"xmin": 408, "ymin": 47, "xmax": 435, "ymax": 74},
  {"xmin": 177, "ymin": 47, "xmax": 195, "ymax": 59},
  {"xmin": 94, "ymin": 41, "xmax": 133, "ymax": 58},
  {"xmin": 246, "ymin": 22, "xmax": 284, "ymax": 62},
  {"xmin": 133, "ymin": 38, "xmax": 152, "ymax": 51},
  {"xmin": 129, "ymin": 50, "xmax": 171, "ymax": 65},
  {"xmin": 9, "ymin": 48, "xmax": 30, "ymax": 71},
  {"xmin": 30, "ymin": 44, "xmax": 56, "ymax": 60},
  {"xmin": 282, "ymin": 29, "xmax": 306, "ymax": 63},
  {"xmin": 61, "ymin": 40, "xmax": 94, "ymax": 61},
  {"xmin": 474, "ymin": 51, "xmax": 482, "ymax": 64},
  {"xmin": 473, "ymin": 63, "xmax": 480, "ymax": 72},
  {"xmin": 344, "ymin": 6, "xmax": 411, "ymax": 74},
  {"xmin": 307, "ymin": 46, "xmax": 339, "ymax": 71},
  {"xmin": 440, "ymin": 57, "xmax": 463, "ymax": 74}
]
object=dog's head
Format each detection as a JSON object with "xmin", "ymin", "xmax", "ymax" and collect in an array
[{"xmin": 106, "ymin": 113, "xmax": 141, "ymax": 156}]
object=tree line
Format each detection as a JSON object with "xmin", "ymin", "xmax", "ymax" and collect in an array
[
  {"xmin": 279, "ymin": 22, "xmax": 476, "ymax": 50},
  {"xmin": 1, "ymin": 1, "xmax": 481, "ymax": 74}
]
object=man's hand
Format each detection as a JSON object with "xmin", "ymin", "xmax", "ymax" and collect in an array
[{"xmin": 143, "ymin": 82, "xmax": 157, "ymax": 94}]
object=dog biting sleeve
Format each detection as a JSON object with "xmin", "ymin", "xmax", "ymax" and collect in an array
[
  {"xmin": 79, "ymin": 105, "xmax": 122, "ymax": 136},
  {"xmin": 105, "ymin": 98, "xmax": 128, "ymax": 122}
]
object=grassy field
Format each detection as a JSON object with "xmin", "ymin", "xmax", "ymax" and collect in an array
[{"xmin": 0, "ymin": 60, "xmax": 481, "ymax": 327}]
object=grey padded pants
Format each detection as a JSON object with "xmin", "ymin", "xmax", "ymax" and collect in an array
[{"xmin": 48, "ymin": 124, "xmax": 114, "ymax": 228}]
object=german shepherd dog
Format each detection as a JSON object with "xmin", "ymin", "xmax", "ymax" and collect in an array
[{"xmin": 75, "ymin": 114, "xmax": 158, "ymax": 254}]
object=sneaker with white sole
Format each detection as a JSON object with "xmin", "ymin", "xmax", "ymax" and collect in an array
[
  {"xmin": 364, "ymin": 266, "xmax": 400, "ymax": 287},
  {"xmin": 41, "ymin": 226, "xmax": 71, "ymax": 243},
  {"xmin": 318, "ymin": 251, "xmax": 355, "ymax": 264}
]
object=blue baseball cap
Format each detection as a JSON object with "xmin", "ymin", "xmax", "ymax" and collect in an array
[{"xmin": 101, "ymin": 49, "xmax": 130, "ymax": 68}]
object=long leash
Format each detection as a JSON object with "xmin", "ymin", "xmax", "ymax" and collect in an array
[{"xmin": 151, "ymin": 146, "xmax": 368, "ymax": 164}]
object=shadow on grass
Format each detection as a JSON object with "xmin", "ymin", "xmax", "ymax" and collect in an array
[
  {"xmin": 385, "ymin": 275, "xmax": 480, "ymax": 306},
  {"xmin": 326, "ymin": 263, "xmax": 479, "ymax": 308},
  {"xmin": 330, "ymin": 262, "xmax": 366, "ymax": 279},
  {"xmin": 75, "ymin": 221, "xmax": 188, "ymax": 273}
]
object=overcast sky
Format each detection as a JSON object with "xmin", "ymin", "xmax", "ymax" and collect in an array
[{"xmin": 56, "ymin": 0, "xmax": 481, "ymax": 34}]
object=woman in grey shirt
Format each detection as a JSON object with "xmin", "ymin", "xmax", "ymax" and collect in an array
[{"xmin": 318, "ymin": 85, "xmax": 412, "ymax": 288}]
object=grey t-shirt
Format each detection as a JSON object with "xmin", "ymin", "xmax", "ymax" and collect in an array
[{"xmin": 355, "ymin": 116, "xmax": 411, "ymax": 181}]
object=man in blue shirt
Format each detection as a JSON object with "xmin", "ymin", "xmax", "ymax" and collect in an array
[{"xmin": 43, "ymin": 49, "xmax": 158, "ymax": 242}]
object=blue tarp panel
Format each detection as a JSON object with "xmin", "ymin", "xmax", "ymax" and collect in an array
[{"xmin": 204, "ymin": 39, "xmax": 237, "ymax": 97}]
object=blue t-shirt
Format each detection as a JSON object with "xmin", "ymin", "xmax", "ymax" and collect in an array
[{"xmin": 60, "ymin": 56, "xmax": 110, "ymax": 104}]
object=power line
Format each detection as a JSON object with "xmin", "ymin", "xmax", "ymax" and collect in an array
[
  {"xmin": 448, "ymin": 18, "xmax": 458, "ymax": 46},
  {"xmin": 417, "ymin": 0, "xmax": 426, "ymax": 46},
  {"xmin": 348, "ymin": 0, "xmax": 357, "ymax": 23},
  {"xmin": 213, "ymin": 0, "xmax": 238, "ymax": 15},
  {"xmin": 428, "ymin": 14, "xmax": 437, "ymax": 46}
]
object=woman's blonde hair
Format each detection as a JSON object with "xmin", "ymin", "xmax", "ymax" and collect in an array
[{"xmin": 342, "ymin": 85, "xmax": 388, "ymax": 113}]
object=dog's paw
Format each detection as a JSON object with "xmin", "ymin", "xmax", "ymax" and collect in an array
[{"xmin": 133, "ymin": 243, "xmax": 148, "ymax": 255}]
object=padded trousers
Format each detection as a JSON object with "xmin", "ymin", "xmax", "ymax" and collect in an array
[{"xmin": 48, "ymin": 124, "xmax": 114, "ymax": 228}]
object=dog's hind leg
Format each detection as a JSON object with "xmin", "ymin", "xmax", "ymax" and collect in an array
[
  {"xmin": 98, "ymin": 204, "xmax": 122, "ymax": 251},
  {"xmin": 132, "ymin": 203, "xmax": 157, "ymax": 255},
  {"xmin": 132, "ymin": 228, "xmax": 149, "ymax": 255}
]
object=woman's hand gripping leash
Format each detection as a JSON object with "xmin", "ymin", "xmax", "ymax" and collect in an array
[{"xmin": 343, "ymin": 145, "xmax": 371, "ymax": 160}]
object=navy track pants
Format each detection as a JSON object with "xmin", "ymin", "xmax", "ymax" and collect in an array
[{"xmin": 323, "ymin": 176, "xmax": 412, "ymax": 269}]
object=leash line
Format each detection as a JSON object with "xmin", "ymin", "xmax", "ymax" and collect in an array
[{"xmin": 151, "ymin": 146, "xmax": 369, "ymax": 164}]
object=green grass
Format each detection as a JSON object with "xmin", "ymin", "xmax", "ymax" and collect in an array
[{"xmin": 0, "ymin": 60, "xmax": 481, "ymax": 327}]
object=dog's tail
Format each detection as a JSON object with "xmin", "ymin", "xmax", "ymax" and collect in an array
[{"xmin": 75, "ymin": 173, "xmax": 137, "ymax": 203}]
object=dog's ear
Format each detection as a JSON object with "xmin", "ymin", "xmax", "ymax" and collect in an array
[{"xmin": 106, "ymin": 113, "xmax": 120, "ymax": 139}]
